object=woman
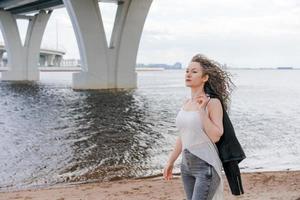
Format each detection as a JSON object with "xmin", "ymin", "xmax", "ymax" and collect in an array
[{"xmin": 163, "ymin": 54, "xmax": 235, "ymax": 200}]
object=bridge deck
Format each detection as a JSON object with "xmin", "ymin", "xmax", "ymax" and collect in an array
[{"xmin": 0, "ymin": 0, "xmax": 120, "ymax": 14}]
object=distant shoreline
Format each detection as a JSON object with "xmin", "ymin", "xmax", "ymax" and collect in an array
[
  {"xmin": 1, "ymin": 67, "xmax": 299, "ymax": 72},
  {"xmin": 227, "ymin": 67, "xmax": 300, "ymax": 70},
  {"xmin": 137, "ymin": 67, "xmax": 300, "ymax": 70},
  {"xmin": 159, "ymin": 67, "xmax": 300, "ymax": 70}
]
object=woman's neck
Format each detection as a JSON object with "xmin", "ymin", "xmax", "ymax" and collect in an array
[{"xmin": 191, "ymin": 87, "xmax": 205, "ymax": 99}]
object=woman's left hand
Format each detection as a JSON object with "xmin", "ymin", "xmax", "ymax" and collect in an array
[{"xmin": 195, "ymin": 94, "xmax": 210, "ymax": 110}]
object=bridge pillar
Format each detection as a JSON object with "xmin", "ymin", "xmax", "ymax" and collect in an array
[
  {"xmin": 63, "ymin": 0, "xmax": 152, "ymax": 89},
  {"xmin": 112, "ymin": 0, "xmax": 153, "ymax": 89},
  {"xmin": 0, "ymin": 10, "xmax": 52, "ymax": 81},
  {"xmin": 46, "ymin": 54, "xmax": 55, "ymax": 66},
  {"xmin": 0, "ymin": 51, "xmax": 3, "ymax": 66}
]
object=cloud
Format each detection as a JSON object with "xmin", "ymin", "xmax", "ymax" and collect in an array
[{"xmin": 139, "ymin": 0, "xmax": 300, "ymax": 67}]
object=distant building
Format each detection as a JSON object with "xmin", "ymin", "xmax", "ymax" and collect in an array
[
  {"xmin": 277, "ymin": 67, "xmax": 293, "ymax": 70},
  {"xmin": 222, "ymin": 64, "xmax": 228, "ymax": 70},
  {"xmin": 136, "ymin": 62, "xmax": 182, "ymax": 70}
]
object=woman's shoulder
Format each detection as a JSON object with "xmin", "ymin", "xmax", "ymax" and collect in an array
[
  {"xmin": 209, "ymin": 97, "xmax": 221, "ymax": 104},
  {"xmin": 207, "ymin": 97, "xmax": 223, "ymax": 112}
]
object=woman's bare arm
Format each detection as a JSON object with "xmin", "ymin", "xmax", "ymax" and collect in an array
[
  {"xmin": 167, "ymin": 136, "xmax": 182, "ymax": 165},
  {"xmin": 199, "ymin": 98, "xmax": 224, "ymax": 143}
]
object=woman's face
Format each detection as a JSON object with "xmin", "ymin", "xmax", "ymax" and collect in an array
[{"xmin": 185, "ymin": 61, "xmax": 208, "ymax": 87}]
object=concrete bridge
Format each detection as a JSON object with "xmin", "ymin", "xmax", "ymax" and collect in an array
[
  {"xmin": 0, "ymin": 43, "xmax": 65, "ymax": 67},
  {"xmin": 0, "ymin": 0, "xmax": 153, "ymax": 89}
]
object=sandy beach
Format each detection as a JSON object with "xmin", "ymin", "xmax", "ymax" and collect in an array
[{"xmin": 0, "ymin": 170, "xmax": 299, "ymax": 200}]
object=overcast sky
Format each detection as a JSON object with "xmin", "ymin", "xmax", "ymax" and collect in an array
[{"xmin": 1, "ymin": 0, "xmax": 300, "ymax": 68}]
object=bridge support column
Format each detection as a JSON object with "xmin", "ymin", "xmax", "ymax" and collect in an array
[
  {"xmin": 0, "ymin": 51, "xmax": 3, "ymax": 66},
  {"xmin": 112, "ymin": 0, "xmax": 153, "ymax": 89},
  {"xmin": 46, "ymin": 54, "xmax": 55, "ymax": 66},
  {"xmin": 63, "ymin": 0, "xmax": 152, "ymax": 89},
  {"xmin": 0, "ymin": 10, "xmax": 52, "ymax": 81}
]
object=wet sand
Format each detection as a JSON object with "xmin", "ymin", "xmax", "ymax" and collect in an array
[{"xmin": 0, "ymin": 170, "xmax": 299, "ymax": 200}]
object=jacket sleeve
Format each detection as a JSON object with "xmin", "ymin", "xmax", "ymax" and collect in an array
[
  {"xmin": 216, "ymin": 104, "xmax": 246, "ymax": 163},
  {"xmin": 223, "ymin": 160, "xmax": 245, "ymax": 195}
]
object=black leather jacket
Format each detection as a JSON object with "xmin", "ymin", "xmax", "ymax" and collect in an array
[
  {"xmin": 206, "ymin": 88, "xmax": 246, "ymax": 195},
  {"xmin": 215, "ymin": 99, "xmax": 246, "ymax": 164}
]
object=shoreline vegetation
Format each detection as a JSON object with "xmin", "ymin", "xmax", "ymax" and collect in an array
[{"xmin": 0, "ymin": 170, "xmax": 299, "ymax": 200}]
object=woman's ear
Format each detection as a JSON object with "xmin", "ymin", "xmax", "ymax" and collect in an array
[{"xmin": 203, "ymin": 74, "xmax": 209, "ymax": 82}]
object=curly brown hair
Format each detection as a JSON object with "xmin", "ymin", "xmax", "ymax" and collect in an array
[{"xmin": 191, "ymin": 54, "xmax": 236, "ymax": 111}]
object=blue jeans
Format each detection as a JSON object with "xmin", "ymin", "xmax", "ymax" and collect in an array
[{"xmin": 181, "ymin": 149, "xmax": 220, "ymax": 200}]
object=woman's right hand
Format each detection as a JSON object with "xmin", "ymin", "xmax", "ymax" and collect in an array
[{"xmin": 163, "ymin": 163, "xmax": 174, "ymax": 180}]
